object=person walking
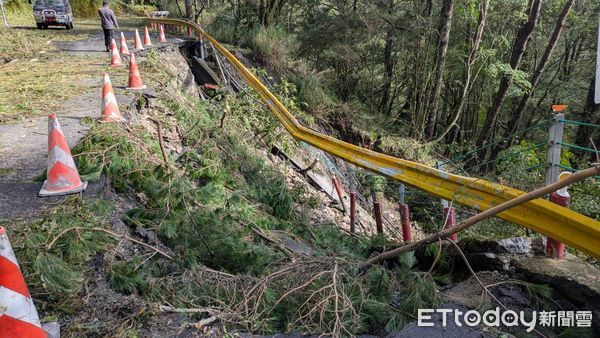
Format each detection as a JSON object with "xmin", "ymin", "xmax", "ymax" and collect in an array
[{"xmin": 98, "ymin": 0, "xmax": 119, "ymax": 52}]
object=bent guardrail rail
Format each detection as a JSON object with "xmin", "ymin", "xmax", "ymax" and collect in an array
[{"xmin": 150, "ymin": 18, "xmax": 600, "ymax": 259}]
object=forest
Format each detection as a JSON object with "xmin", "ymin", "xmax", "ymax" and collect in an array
[{"xmin": 152, "ymin": 0, "xmax": 600, "ymax": 173}]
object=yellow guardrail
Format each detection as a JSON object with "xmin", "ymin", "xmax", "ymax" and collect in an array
[{"xmin": 150, "ymin": 18, "xmax": 600, "ymax": 259}]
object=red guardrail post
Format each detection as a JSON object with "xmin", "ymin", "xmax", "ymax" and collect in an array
[
  {"xmin": 332, "ymin": 175, "xmax": 346, "ymax": 214},
  {"xmin": 374, "ymin": 202, "xmax": 383, "ymax": 235},
  {"xmin": 443, "ymin": 206, "xmax": 458, "ymax": 241},
  {"xmin": 398, "ymin": 184, "xmax": 411, "ymax": 242},
  {"xmin": 400, "ymin": 203, "xmax": 411, "ymax": 242},
  {"xmin": 546, "ymin": 172, "xmax": 571, "ymax": 259},
  {"xmin": 350, "ymin": 192, "xmax": 356, "ymax": 234}
]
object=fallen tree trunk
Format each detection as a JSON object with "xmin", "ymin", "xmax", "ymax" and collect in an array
[{"xmin": 358, "ymin": 164, "xmax": 600, "ymax": 274}]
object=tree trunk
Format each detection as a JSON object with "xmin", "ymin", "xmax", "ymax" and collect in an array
[
  {"xmin": 424, "ymin": 0, "xmax": 454, "ymax": 139},
  {"xmin": 475, "ymin": 0, "xmax": 543, "ymax": 156},
  {"xmin": 185, "ymin": 0, "xmax": 193, "ymax": 20},
  {"xmin": 433, "ymin": 0, "xmax": 488, "ymax": 143},
  {"xmin": 379, "ymin": 0, "xmax": 395, "ymax": 116},
  {"xmin": 502, "ymin": 0, "xmax": 574, "ymax": 144}
]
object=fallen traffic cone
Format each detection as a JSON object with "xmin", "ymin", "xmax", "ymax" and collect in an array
[
  {"xmin": 158, "ymin": 24, "xmax": 167, "ymax": 43},
  {"xmin": 39, "ymin": 114, "xmax": 88, "ymax": 197},
  {"xmin": 119, "ymin": 32, "xmax": 130, "ymax": 56},
  {"xmin": 134, "ymin": 29, "xmax": 144, "ymax": 50},
  {"xmin": 0, "ymin": 227, "xmax": 47, "ymax": 337},
  {"xmin": 143, "ymin": 26, "xmax": 152, "ymax": 46},
  {"xmin": 126, "ymin": 53, "xmax": 146, "ymax": 90},
  {"xmin": 101, "ymin": 74, "xmax": 124, "ymax": 122},
  {"xmin": 109, "ymin": 38, "xmax": 123, "ymax": 67}
]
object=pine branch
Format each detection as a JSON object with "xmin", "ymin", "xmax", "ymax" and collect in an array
[{"xmin": 46, "ymin": 227, "xmax": 174, "ymax": 260}]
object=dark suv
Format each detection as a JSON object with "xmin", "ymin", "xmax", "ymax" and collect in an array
[{"xmin": 33, "ymin": 0, "xmax": 74, "ymax": 30}]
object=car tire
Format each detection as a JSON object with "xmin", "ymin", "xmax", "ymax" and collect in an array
[
  {"xmin": 65, "ymin": 24, "xmax": 71, "ymax": 30},
  {"xmin": 36, "ymin": 23, "xmax": 43, "ymax": 29},
  {"xmin": 43, "ymin": 24, "xmax": 48, "ymax": 29},
  {"xmin": 70, "ymin": 23, "xmax": 74, "ymax": 29}
]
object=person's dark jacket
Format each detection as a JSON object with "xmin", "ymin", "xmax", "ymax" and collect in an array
[{"xmin": 98, "ymin": 6, "xmax": 118, "ymax": 29}]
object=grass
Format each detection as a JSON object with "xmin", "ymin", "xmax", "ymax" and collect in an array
[{"xmin": 0, "ymin": 56, "xmax": 105, "ymax": 122}]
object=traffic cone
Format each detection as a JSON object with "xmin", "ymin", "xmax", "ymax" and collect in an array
[
  {"xmin": 119, "ymin": 32, "xmax": 130, "ymax": 56},
  {"xmin": 109, "ymin": 38, "xmax": 123, "ymax": 67},
  {"xmin": 101, "ymin": 74, "xmax": 124, "ymax": 122},
  {"xmin": 39, "ymin": 114, "xmax": 88, "ymax": 197},
  {"xmin": 143, "ymin": 26, "xmax": 152, "ymax": 46},
  {"xmin": 0, "ymin": 227, "xmax": 47, "ymax": 337},
  {"xmin": 126, "ymin": 53, "xmax": 146, "ymax": 90},
  {"xmin": 134, "ymin": 29, "xmax": 144, "ymax": 50},
  {"xmin": 158, "ymin": 24, "xmax": 167, "ymax": 43}
]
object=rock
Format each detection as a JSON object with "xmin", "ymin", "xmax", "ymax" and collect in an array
[
  {"xmin": 495, "ymin": 237, "xmax": 530, "ymax": 255},
  {"xmin": 460, "ymin": 237, "xmax": 530, "ymax": 256},
  {"xmin": 530, "ymin": 237, "xmax": 546, "ymax": 255},
  {"xmin": 42, "ymin": 321, "xmax": 60, "ymax": 338}
]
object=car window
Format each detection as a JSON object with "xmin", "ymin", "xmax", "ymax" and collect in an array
[
  {"xmin": 45, "ymin": 0, "xmax": 63, "ymax": 6},
  {"xmin": 34, "ymin": 0, "xmax": 44, "ymax": 6}
]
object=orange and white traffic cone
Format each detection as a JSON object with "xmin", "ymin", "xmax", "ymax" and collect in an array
[
  {"xmin": 109, "ymin": 38, "xmax": 123, "ymax": 67},
  {"xmin": 158, "ymin": 24, "xmax": 167, "ymax": 43},
  {"xmin": 126, "ymin": 53, "xmax": 146, "ymax": 90},
  {"xmin": 0, "ymin": 227, "xmax": 47, "ymax": 337},
  {"xmin": 119, "ymin": 32, "xmax": 130, "ymax": 56},
  {"xmin": 143, "ymin": 26, "xmax": 152, "ymax": 46},
  {"xmin": 101, "ymin": 74, "xmax": 124, "ymax": 122},
  {"xmin": 39, "ymin": 114, "xmax": 88, "ymax": 197},
  {"xmin": 134, "ymin": 29, "xmax": 144, "ymax": 50}
]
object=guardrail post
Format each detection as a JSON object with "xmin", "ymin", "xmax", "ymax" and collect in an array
[
  {"xmin": 399, "ymin": 184, "xmax": 411, "ymax": 242},
  {"xmin": 546, "ymin": 112, "xmax": 565, "ymax": 185},
  {"xmin": 332, "ymin": 175, "xmax": 347, "ymax": 214},
  {"xmin": 545, "ymin": 112, "xmax": 566, "ymax": 258},
  {"xmin": 443, "ymin": 205, "xmax": 458, "ymax": 241},
  {"xmin": 547, "ymin": 172, "xmax": 571, "ymax": 259},
  {"xmin": 350, "ymin": 192, "xmax": 356, "ymax": 234},
  {"xmin": 197, "ymin": 28, "xmax": 206, "ymax": 59},
  {"xmin": 437, "ymin": 162, "xmax": 458, "ymax": 240},
  {"xmin": 374, "ymin": 202, "xmax": 383, "ymax": 235}
]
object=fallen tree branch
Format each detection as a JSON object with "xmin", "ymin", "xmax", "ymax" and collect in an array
[
  {"xmin": 247, "ymin": 222, "xmax": 294, "ymax": 258},
  {"xmin": 297, "ymin": 158, "xmax": 318, "ymax": 175},
  {"xmin": 358, "ymin": 164, "xmax": 600, "ymax": 274},
  {"xmin": 148, "ymin": 117, "xmax": 169, "ymax": 166},
  {"xmin": 46, "ymin": 227, "xmax": 174, "ymax": 260}
]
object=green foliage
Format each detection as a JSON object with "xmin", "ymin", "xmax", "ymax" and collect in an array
[
  {"xmin": 34, "ymin": 253, "xmax": 83, "ymax": 294},
  {"xmin": 4, "ymin": 198, "xmax": 113, "ymax": 298},
  {"xmin": 108, "ymin": 259, "xmax": 148, "ymax": 294},
  {"xmin": 489, "ymin": 62, "xmax": 532, "ymax": 94},
  {"xmin": 496, "ymin": 141, "xmax": 545, "ymax": 190},
  {"xmin": 569, "ymin": 179, "xmax": 600, "ymax": 221},
  {"xmin": 247, "ymin": 25, "xmax": 297, "ymax": 74}
]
